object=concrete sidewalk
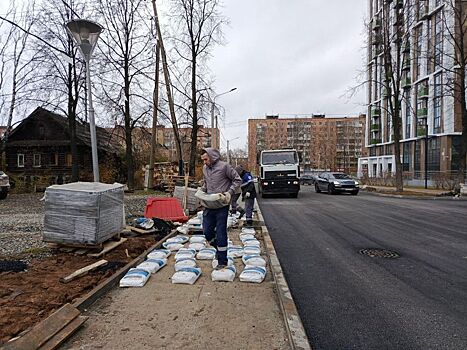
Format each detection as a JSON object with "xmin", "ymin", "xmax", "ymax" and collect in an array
[
  {"xmin": 362, "ymin": 185, "xmax": 454, "ymax": 196},
  {"xmin": 61, "ymin": 218, "xmax": 304, "ymax": 350}
]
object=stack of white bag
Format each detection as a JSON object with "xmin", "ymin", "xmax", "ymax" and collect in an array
[
  {"xmin": 211, "ymin": 265, "xmax": 236, "ymax": 282},
  {"xmin": 174, "ymin": 248, "xmax": 197, "ymax": 271},
  {"xmin": 119, "ymin": 268, "xmax": 151, "ymax": 287},
  {"xmin": 188, "ymin": 235, "xmax": 206, "ymax": 251},
  {"xmin": 239, "ymin": 266, "xmax": 267, "ymax": 283}
]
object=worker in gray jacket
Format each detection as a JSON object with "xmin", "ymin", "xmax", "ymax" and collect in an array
[{"xmin": 199, "ymin": 148, "xmax": 242, "ymax": 269}]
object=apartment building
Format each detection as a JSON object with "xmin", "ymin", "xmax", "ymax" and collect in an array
[
  {"xmin": 248, "ymin": 115, "xmax": 366, "ymax": 173},
  {"xmin": 359, "ymin": 0, "xmax": 465, "ymax": 181}
]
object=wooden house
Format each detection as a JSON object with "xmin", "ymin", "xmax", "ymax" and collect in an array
[{"xmin": 4, "ymin": 107, "xmax": 123, "ymax": 190}]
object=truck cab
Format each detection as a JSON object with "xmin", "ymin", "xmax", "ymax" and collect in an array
[{"xmin": 258, "ymin": 149, "xmax": 300, "ymax": 198}]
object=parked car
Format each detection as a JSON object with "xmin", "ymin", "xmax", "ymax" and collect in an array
[
  {"xmin": 314, "ymin": 172, "xmax": 359, "ymax": 195},
  {"xmin": 300, "ymin": 174, "xmax": 315, "ymax": 185},
  {"xmin": 0, "ymin": 171, "xmax": 10, "ymax": 199}
]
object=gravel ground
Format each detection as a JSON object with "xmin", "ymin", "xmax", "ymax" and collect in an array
[{"xmin": 0, "ymin": 192, "xmax": 159, "ymax": 261}]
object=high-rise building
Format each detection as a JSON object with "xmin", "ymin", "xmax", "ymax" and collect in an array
[
  {"xmin": 358, "ymin": 0, "xmax": 465, "ymax": 182},
  {"xmin": 248, "ymin": 115, "xmax": 366, "ymax": 173}
]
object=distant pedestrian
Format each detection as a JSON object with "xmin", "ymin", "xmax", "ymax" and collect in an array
[
  {"xmin": 198, "ymin": 148, "xmax": 242, "ymax": 269},
  {"xmin": 230, "ymin": 165, "xmax": 246, "ymax": 219},
  {"xmin": 237, "ymin": 166, "xmax": 257, "ymax": 227}
]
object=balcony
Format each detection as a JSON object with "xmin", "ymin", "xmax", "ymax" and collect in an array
[
  {"xmin": 370, "ymin": 123, "xmax": 380, "ymax": 131},
  {"xmin": 417, "ymin": 86, "xmax": 429, "ymax": 98},
  {"xmin": 402, "ymin": 59, "xmax": 411, "ymax": 70},
  {"xmin": 372, "ymin": 19, "xmax": 381, "ymax": 30},
  {"xmin": 419, "ymin": 5, "xmax": 430, "ymax": 20},
  {"xmin": 401, "ymin": 77, "xmax": 411, "ymax": 88},
  {"xmin": 417, "ymin": 107, "xmax": 428, "ymax": 118},
  {"xmin": 371, "ymin": 108, "xmax": 381, "ymax": 117},
  {"xmin": 417, "ymin": 127, "xmax": 427, "ymax": 137},
  {"xmin": 393, "ymin": 0, "xmax": 403, "ymax": 9}
]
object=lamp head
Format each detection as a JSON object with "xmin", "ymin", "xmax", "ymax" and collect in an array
[{"xmin": 66, "ymin": 19, "xmax": 103, "ymax": 58}]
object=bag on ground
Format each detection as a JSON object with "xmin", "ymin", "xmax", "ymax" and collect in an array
[
  {"xmin": 119, "ymin": 268, "xmax": 151, "ymax": 287},
  {"xmin": 241, "ymin": 227, "xmax": 256, "ymax": 235},
  {"xmin": 239, "ymin": 233, "xmax": 255, "ymax": 242},
  {"xmin": 175, "ymin": 248, "xmax": 196, "ymax": 260},
  {"xmin": 227, "ymin": 246, "xmax": 244, "ymax": 258},
  {"xmin": 162, "ymin": 241, "xmax": 184, "ymax": 251},
  {"xmin": 211, "ymin": 265, "xmax": 236, "ymax": 282},
  {"xmin": 137, "ymin": 258, "xmax": 167, "ymax": 273},
  {"xmin": 174, "ymin": 257, "xmax": 197, "ymax": 271},
  {"xmin": 188, "ymin": 242, "xmax": 206, "ymax": 251},
  {"xmin": 239, "ymin": 266, "xmax": 266, "ymax": 283},
  {"xmin": 172, "ymin": 267, "xmax": 201, "ymax": 285},
  {"xmin": 243, "ymin": 246, "xmax": 261, "ymax": 255},
  {"xmin": 147, "ymin": 249, "xmax": 171, "ymax": 259},
  {"xmin": 212, "ymin": 256, "xmax": 235, "ymax": 268},
  {"xmin": 243, "ymin": 238, "xmax": 260, "ymax": 247},
  {"xmin": 197, "ymin": 247, "xmax": 216, "ymax": 260},
  {"xmin": 242, "ymin": 254, "xmax": 266, "ymax": 267},
  {"xmin": 189, "ymin": 235, "xmax": 206, "ymax": 244}
]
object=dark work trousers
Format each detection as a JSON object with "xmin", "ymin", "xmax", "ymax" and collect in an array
[
  {"xmin": 245, "ymin": 197, "xmax": 255, "ymax": 221},
  {"xmin": 230, "ymin": 192, "xmax": 241, "ymax": 212},
  {"xmin": 203, "ymin": 206, "xmax": 229, "ymax": 265}
]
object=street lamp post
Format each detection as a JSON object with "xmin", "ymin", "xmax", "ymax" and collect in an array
[
  {"xmin": 66, "ymin": 19, "xmax": 103, "ymax": 182},
  {"xmin": 226, "ymin": 136, "xmax": 239, "ymax": 165},
  {"xmin": 211, "ymin": 87, "xmax": 237, "ymax": 149}
]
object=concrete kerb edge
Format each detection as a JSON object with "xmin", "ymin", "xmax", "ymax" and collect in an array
[
  {"xmin": 73, "ymin": 229, "xmax": 178, "ymax": 312},
  {"xmin": 255, "ymin": 204, "xmax": 312, "ymax": 350},
  {"xmin": 362, "ymin": 189, "xmax": 467, "ymax": 200}
]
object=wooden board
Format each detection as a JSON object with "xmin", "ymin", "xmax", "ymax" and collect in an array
[
  {"xmin": 60, "ymin": 260, "xmax": 108, "ymax": 284},
  {"xmin": 37, "ymin": 316, "xmax": 88, "ymax": 350},
  {"xmin": 125, "ymin": 225, "xmax": 156, "ymax": 235},
  {"xmin": 87, "ymin": 238, "xmax": 127, "ymax": 258},
  {"xmin": 2, "ymin": 303, "xmax": 80, "ymax": 350}
]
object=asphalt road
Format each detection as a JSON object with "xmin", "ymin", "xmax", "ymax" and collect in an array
[{"xmin": 259, "ymin": 187, "xmax": 467, "ymax": 350}]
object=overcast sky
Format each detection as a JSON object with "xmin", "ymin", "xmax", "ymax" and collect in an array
[
  {"xmin": 0, "ymin": 0, "xmax": 369, "ymax": 152},
  {"xmin": 209, "ymin": 0, "xmax": 369, "ymax": 151}
]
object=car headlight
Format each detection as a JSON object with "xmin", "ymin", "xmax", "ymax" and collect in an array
[
  {"xmin": 293, "ymin": 181, "xmax": 298, "ymax": 185},
  {"xmin": 333, "ymin": 181, "xmax": 341, "ymax": 186},
  {"xmin": 263, "ymin": 182, "xmax": 269, "ymax": 186},
  {"xmin": 354, "ymin": 181, "xmax": 359, "ymax": 186}
]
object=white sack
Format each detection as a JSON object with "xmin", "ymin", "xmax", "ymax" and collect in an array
[
  {"xmin": 175, "ymin": 248, "xmax": 196, "ymax": 260},
  {"xmin": 197, "ymin": 248, "xmax": 217, "ymax": 260},
  {"xmin": 147, "ymin": 249, "xmax": 171, "ymax": 259},
  {"xmin": 211, "ymin": 265, "xmax": 236, "ymax": 282},
  {"xmin": 242, "ymin": 254, "xmax": 266, "ymax": 267},
  {"xmin": 162, "ymin": 242, "xmax": 184, "ymax": 251},
  {"xmin": 119, "ymin": 268, "xmax": 151, "ymax": 287},
  {"xmin": 239, "ymin": 266, "xmax": 266, "ymax": 283},
  {"xmin": 174, "ymin": 258, "xmax": 197, "ymax": 271},
  {"xmin": 171, "ymin": 267, "xmax": 201, "ymax": 285},
  {"xmin": 137, "ymin": 258, "xmax": 167, "ymax": 273},
  {"xmin": 243, "ymin": 246, "xmax": 261, "ymax": 255}
]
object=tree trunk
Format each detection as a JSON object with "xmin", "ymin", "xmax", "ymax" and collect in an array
[
  {"xmin": 152, "ymin": 0, "xmax": 183, "ymax": 175},
  {"xmin": 67, "ymin": 60, "xmax": 79, "ymax": 182},
  {"xmin": 148, "ymin": 42, "xmax": 161, "ymax": 190},
  {"xmin": 124, "ymin": 60, "xmax": 134, "ymax": 191},
  {"xmin": 189, "ymin": 51, "xmax": 198, "ymax": 176}
]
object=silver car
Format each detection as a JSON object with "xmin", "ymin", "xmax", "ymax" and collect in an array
[{"xmin": 314, "ymin": 172, "xmax": 359, "ymax": 195}]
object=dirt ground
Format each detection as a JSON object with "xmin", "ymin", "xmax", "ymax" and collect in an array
[{"xmin": 0, "ymin": 234, "xmax": 160, "ymax": 345}]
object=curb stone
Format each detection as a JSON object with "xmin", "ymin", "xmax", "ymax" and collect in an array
[
  {"xmin": 362, "ymin": 189, "xmax": 467, "ymax": 200},
  {"xmin": 255, "ymin": 204, "xmax": 312, "ymax": 350}
]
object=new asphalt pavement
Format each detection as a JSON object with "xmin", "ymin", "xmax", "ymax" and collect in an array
[{"xmin": 258, "ymin": 186, "xmax": 467, "ymax": 350}]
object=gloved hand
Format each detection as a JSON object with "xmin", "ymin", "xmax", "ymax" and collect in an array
[
  {"xmin": 245, "ymin": 192, "xmax": 251, "ymax": 198},
  {"xmin": 219, "ymin": 191, "xmax": 231, "ymax": 205}
]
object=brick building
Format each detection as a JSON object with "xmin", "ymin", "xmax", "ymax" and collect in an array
[{"xmin": 247, "ymin": 115, "xmax": 366, "ymax": 174}]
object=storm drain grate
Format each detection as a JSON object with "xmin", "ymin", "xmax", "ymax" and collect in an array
[
  {"xmin": 359, "ymin": 248, "xmax": 400, "ymax": 259},
  {"xmin": 0, "ymin": 260, "xmax": 28, "ymax": 272}
]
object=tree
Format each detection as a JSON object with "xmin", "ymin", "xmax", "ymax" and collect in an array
[
  {"xmin": 438, "ymin": 0, "xmax": 467, "ymax": 185},
  {"xmin": 95, "ymin": 0, "xmax": 155, "ymax": 190},
  {"xmin": 167, "ymin": 0, "xmax": 227, "ymax": 176}
]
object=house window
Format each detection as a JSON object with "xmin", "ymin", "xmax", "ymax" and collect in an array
[
  {"xmin": 427, "ymin": 137, "xmax": 440, "ymax": 172},
  {"xmin": 17, "ymin": 154, "xmax": 25, "ymax": 167},
  {"xmin": 405, "ymin": 90, "xmax": 412, "ymax": 139},
  {"xmin": 51, "ymin": 153, "xmax": 59, "ymax": 166},
  {"xmin": 434, "ymin": 11, "xmax": 443, "ymax": 70},
  {"xmin": 66, "ymin": 153, "xmax": 72, "ymax": 166},
  {"xmin": 33, "ymin": 154, "xmax": 41, "ymax": 167},
  {"xmin": 402, "ymin": 142, "xmax": 411, "ymax": 171}
]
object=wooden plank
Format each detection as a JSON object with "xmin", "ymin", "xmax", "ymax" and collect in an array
[
  {"xmin": 37, "ymin": 316, "xmax": 88, "ymax": 350},
  {"xmin": 60, "ymin": 260, "xmax": 108, "ymax": 284},
  {"xmin": 87, "ymin": 238, "xmax": 127, "ymax": 258},
  {"xmin": 2, "ymin": 304, "xmax": 80, "ymax": 350},
  {"xmin": 73, "ymin": 248, "xmax": 88, "ymax": 256},
  {"xmin": 125, "ymin": 225, "xmax": 156, "ymax": 235}
]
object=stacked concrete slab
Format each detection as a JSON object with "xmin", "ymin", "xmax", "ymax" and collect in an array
[{"xmin": 43, "ymin": 182, "xmax": 124, "ymax": 245}]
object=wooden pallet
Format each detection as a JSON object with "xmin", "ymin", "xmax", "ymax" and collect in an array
[{"xmin": 47, "ymin": 231, "xmax": 122, "ymax": 255}]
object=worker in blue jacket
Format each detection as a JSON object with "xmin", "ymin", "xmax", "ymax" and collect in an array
[{"xmin": 238, "ymin": 166, "xmax": 257, "ymax": 227}]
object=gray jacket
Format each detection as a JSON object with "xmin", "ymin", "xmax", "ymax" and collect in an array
[{"xmin": 201, "ymin": 148, "xmax": 242, "ymax": 195}]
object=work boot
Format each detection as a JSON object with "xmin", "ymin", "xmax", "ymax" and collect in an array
[
  {"xmin": 237, "ymin": 207, "xmax": 245, "ymax": 220},
  {"xmin": 214, "ymin": 264, "xmax": 227, "ymax": 270},
  {"xmin": 245, "ymin": 219, "xmax": 253, "ymax": 227}
]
